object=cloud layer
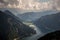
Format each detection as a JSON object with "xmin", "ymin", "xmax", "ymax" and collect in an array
[{"xmin": 0, "ymin": 0, "xmax": 60, "ymax": 11}]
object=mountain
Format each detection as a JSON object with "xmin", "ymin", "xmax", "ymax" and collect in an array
[
  {"xmin": 17, "ymin": 10, "xmax": 59, "ymax": 22},
  {"xmin": 0, "ymin": 10, "xmax": 36, "ymax": 40},
  {"xmin": 38, "ymin": 31, "xmax": 60, "ymax": 40},
  {"xmin": 33, "ymin": 12, "xmax": 60, "ymax": 33}
]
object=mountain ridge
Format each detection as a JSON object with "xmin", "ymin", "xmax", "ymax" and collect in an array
[
  {"xmin": 17, "ymin": 10, "xmax": 59, "ymax": 22},
  {"xmin": 0, "ymin": 10, "xmax": 36, "ymax": 40}
]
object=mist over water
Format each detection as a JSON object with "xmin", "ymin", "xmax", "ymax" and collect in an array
[{"xmin": 21, "ymin": 25, "xmax": 42, "ymax": 40}]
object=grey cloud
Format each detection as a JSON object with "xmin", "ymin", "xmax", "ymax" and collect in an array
[
  {"xmin": 52, "ymin": 0, "xmax": 60, "ymax": 10},
  {"xmin": 0, "ymin": 0, "xmax": 8, "ymax": 5},
  {"xmin": 0, "ymin": 0, "xmax": 19, "ymax": 6},
  {"xmin": 56, "ymin": 0, "xmax": 60, "ymax": 7},
  {"xmin": 37, "ymin": 0, "xmax": 50, "ymax": 2},
  {"xmin": 0, "ymin": 0, "xmax": 5, "ymax": 3}
]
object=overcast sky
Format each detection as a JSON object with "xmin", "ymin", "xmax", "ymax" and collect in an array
[{"xmin": 0, "ymin": 0, "xmax": 60, "ymax": 11}]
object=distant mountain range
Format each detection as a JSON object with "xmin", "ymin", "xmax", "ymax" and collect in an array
[
  {"xmin": 0, "ymin": 10, "xmax": 36, "ymax": 40},
  {"xmin": 17, "ymin": 10, "xmax": 59, "ymax": 22},
  {"xmin": 33, "ymin": 12, "xmax": 60, "ymax": 33}
]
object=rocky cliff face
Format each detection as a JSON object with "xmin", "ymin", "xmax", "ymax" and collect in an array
[{"xmin": 0, "ymin": 10, "xmax": 36, "ymax": 40}]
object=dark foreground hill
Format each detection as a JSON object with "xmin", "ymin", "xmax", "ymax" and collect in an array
[
  {"xmin": 38, "ymin": 31, "xmax": 60, "ymax": 40},
  {"xmin": 0, "ymin": 10, "xmax": 36, "ymax": 40},
  {"xmin": 34, "ymin": 12, "xmax": 60, "ymax": 33}
]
